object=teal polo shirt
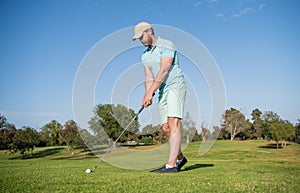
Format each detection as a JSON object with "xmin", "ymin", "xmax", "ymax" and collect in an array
[
  {"xmin": 141, "ymin": 37, "xmax": 186, "ymax": 123},
  {"xmin": 141, "ymin": 37, "xmax": 185, "ymax": 89}
]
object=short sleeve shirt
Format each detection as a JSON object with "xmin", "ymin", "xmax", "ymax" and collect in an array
[{"xmin": 141, "ymin": 37, "xmax": 184, "ymax": 88}]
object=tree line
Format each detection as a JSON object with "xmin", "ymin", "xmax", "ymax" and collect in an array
[
  {"xmin": 139, "ymin": 108, "xmax": 299, "ymax": 149},
  {"xmin": 0, "ymin": 116, "xmax": 86, "ymax": 158},
  {"xmin": 214, "ymin": 108, "xmax": 299, "ymax": 149},
  {"xmin": 1, "ymin": 106, "xmax": 299, "ymax": 157}
]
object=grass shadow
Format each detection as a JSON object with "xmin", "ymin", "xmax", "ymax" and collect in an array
[
  {"xmin": 121, "ymin": 144, "xmax": 154, "ymax": 147},
  {"xmin": 259, "ymin": 143, "xmax": 291, "ymax": 149},
  {"xmin": 51, "ymin": 154, "xmax": 97, "ymax": 160},
  {"xmin": 9, "ymin": 147, "xmax": 64, "ymax": 160},
  {"xmin": 182, "ymin": 163, "xmax": 214, "ymax": 172}
]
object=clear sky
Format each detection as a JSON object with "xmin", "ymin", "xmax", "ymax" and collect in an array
[{"xmin": 1, "ymin": 0, "xmax": 299, "ymax": 130}]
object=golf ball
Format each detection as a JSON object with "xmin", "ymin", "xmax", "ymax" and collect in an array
[{"xmin": 85, "ymin": 169, "xmax": 91, "ymax": 173}]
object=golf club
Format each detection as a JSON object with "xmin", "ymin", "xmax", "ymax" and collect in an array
[{"xmin": 84, "ymin": 106, "xmax": 145, "ymax": 173}]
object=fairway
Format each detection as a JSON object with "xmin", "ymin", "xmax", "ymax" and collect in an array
[{"xmin": 0, "ymin": 140, "xmax": 299, "ymax": 193}]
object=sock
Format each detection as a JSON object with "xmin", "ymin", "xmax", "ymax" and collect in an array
[
  {"xmin": 177, "ymin": 157, "xmax": 184, "ymax": 164},
  {"xmin": 165, "ymin": 164, "xmax": 175, "ymax": 169}
]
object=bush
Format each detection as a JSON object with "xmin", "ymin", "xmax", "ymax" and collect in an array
[{"xmin": 139, "ymin": 136, "xmax": 152, "ymax": 144}]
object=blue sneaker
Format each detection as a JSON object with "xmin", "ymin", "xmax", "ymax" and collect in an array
[
  {"xmin": 150, "ymin": 165, "xmax": 178, "ymax": 173},
  {"xmin": 177, "ymin": 156, "xmax": 187, "ymax": 171}
]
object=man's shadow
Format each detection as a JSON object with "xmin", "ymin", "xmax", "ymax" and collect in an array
[{"xmin": 181, "ymin": 164, "xmax": 214, "ymax": 172}]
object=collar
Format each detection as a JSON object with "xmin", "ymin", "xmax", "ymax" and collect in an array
[{"xmin": 147, "ymin": 37, "xmax": 160, "ymax": 53}]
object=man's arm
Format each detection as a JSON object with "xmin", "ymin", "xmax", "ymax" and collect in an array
[
  {"xmin": 144, "ymin": 65, "xmax": 154, "ymax": 93},
  {"xmin": 149, "ymin": 57, "xmax": 173, "ymax": 94},
  {"xmin": 142, "ymin": 57, "xmax": 173, "ymax": 107}
]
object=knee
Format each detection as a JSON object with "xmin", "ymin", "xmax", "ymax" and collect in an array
[
  {"xmin": 167, "ymin": 117, "xmax": 181, "ymax": 130},
  {"xmin": 162, "ymin": 124, "xmax": 170, "ymax": 134}
]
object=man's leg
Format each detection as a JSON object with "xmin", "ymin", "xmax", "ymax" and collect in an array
[
  {"xmin": 161, "ymin": 123, "xmax": 170, "ymax": 140},
  {"xmin": 162, "ymin": 117, "xmax": 183, "ymax": 167},
  {"xmin": 151, "ymin": 120, "xmax": 187, "ymax": 172}
]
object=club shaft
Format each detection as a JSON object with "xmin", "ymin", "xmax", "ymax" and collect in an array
[{"xmin": 92, "ymin": 106, "xmax": 144, "ymax": 171}]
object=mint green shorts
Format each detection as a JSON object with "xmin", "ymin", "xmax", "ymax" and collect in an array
[{"xmin": 158, "ymin": 81, "xmax": 186, "ymax": 124}]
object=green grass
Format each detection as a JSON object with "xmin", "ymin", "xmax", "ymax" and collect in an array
[{"xmin": 0, "ymin": 140, "xmax": 299, "ymax": 193}]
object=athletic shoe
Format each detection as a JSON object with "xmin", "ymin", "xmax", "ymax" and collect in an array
[
  {"xmin": 177, "ymin": 156, "xmax": 188, "ymax": 171},
  {"xmin": 150, "ymin": 165, "xmax": 178, "ymax": 173}
]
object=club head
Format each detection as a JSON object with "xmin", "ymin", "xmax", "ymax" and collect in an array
[{"xmin": 84, "ymin": 169, "xmax": 93, "ymax": 173}]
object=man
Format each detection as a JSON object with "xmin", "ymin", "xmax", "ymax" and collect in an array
[{"xmin": 132, "ymin": 22, "xmax": 187, "ymax": 173}]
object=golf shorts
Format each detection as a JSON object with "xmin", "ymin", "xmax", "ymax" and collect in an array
[{"xmin": 158, "ymin": 81, "xmax": 186, "ymax": 124}]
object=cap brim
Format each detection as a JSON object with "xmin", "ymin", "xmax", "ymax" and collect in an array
[{"xmin": 132, "ymin": 32, "xmax": 143, "ymax": 41}]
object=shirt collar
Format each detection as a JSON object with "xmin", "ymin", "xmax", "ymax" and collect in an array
[{"xmin": 147, "ymin": 37, "xmax": 160, "ymax": 53}]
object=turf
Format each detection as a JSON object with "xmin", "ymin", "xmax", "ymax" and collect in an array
[{"xmin": 0, "ymin": 140, "xmax": 299, "ymax": 193}]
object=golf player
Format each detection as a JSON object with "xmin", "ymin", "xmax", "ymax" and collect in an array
[{"xmin": 132, "ymin": 22, "xmax": 187, "ymax": 173}]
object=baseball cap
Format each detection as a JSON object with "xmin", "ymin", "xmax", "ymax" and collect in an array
[{"xmin": 132, "ymin": 22, "xmax": 152, "ymax": 41}]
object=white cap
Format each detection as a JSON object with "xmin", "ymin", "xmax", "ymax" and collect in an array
[{"xmin": 132, "ymin": 22, "xmax": 152, "ymax": 41}]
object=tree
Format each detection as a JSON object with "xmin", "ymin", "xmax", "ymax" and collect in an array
[
  {"xmin": 262, "ymin": 111, "xmax": 295, "ymax": 148},
  {"xmin": 199, "ymin": 122, "xmax": 214, "ymax": 142},
  {"xmin": 190, "ymin": 127, "xmax": 201, "ymax": 142},
  {"xmin": 200, "ymin": 126, "xmax": 209, "ymax": 142},
  {"xmin": 61, "ymin": 120, "xmax": 84, "ymax": 155},
  {"xmin": 23, "ymin": 127, "xmax": 40, "ymax": 154},
  {"xmin": 212, "ymin": 126, "xmax": 221, "ymax": 139},
  {"xmin": 0, "ymin": 115, "xmax": 17, "ymax": 150},
  {"xmin": 295, "ymin": 119, "xmax": 300, "ymax": 143},
  {"xmin": 152, "ymin": 125, "xmax": 165, "ymax": 144},
  {"xmin": 9, "ymin": 127, "xmax": 39, "ymax": 158},
  {"xmin": 250, "ymin": 108, "xmax": 263, "ymax": 139},
  {"xmin": 281, "ymin": 121, "xmax": 295, "ymax": 147},
  {"xmin": 261, "ymin": 111, "xmax": 281, "ymax": 140},
  {"xmin": 221, "ymin": 108, "xmax": 249, "ymax": 140},
  {"xmin": 270, "ymin": 120, "xmax": 295, "ymax": 149},
  {"xmin": 88, "ymin": 116, "xmax": 109, "ymax": 145},
  {"xmin": 41, "ymin": 120, "xmax": 63, "ymax": 146},
  {"xmin": 0, "ymin": 123, "xmax": 17, "ymax": 150},
  {"xmin": 79, "ymin": 129, "xmax": 98, "ymax": 148},
  {"xmin": 142, "ymin": 124, "xmax": 158, "ymax": 134},
  {"xmin": 141, "ymin": 124, "xmax": 164, "ymax": 144},
  {"xmin": 182, "ymin": 112, "xmax": 196, "ymax": 143},
  {"xmin": 0, "ymin": 114, "xmax": 7, "ymax": 128},
  {"xmin": 90, "ymin": 104, "xmax": 140, "ymax": 143},
  {"xmin": 213, "ymin": 125, "xmax": 230, "ymax": 140}
]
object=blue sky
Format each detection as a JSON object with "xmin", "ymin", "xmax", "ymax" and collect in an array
[{"xmin": 1, "ymin": 0, "xmax": 299, "ymax": 129}]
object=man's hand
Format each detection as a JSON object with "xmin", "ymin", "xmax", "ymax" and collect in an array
[
  {"xmin": 142, "ymin": 58, "xmax": 173, "ymax": 108},
  {"xmin": 142, "ymin": 92, "xmax": 154, "ymax": 108}
]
